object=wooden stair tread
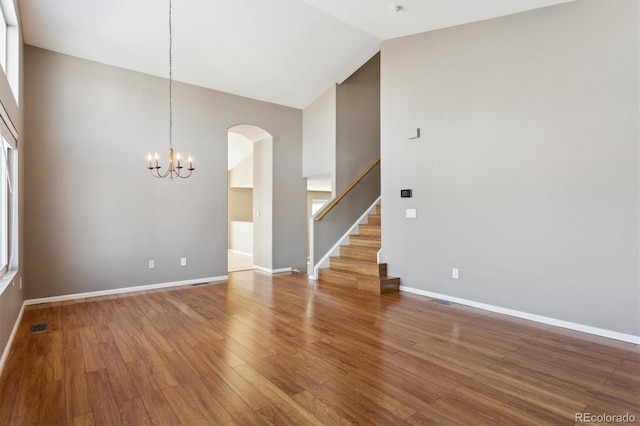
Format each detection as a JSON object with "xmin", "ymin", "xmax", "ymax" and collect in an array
[
  {"xmin": 318, "ymin": 268, "xmax": 400, "ymax": 295},
  {"xmin": 330, "ymin": 256, "xmax": 378, "ymax": 266},
  {"xmin": 351, "ymin": 233, "xmax": 379, "ymax": 239},
  {"xmin": 357, "ymin": 224, "xmax": 381, "ymax": 237},
  {"xmin": 329, "ymin": 257, "xmax": 386, "ymax": 278},
  {"xmin": 317, "ymin": 203, "xmax": 399, "ymax": 295},
  {"xmin": 321, "ymin": 272, "xmax": 399, "ymax": 284},
  {"xmin": 339, "ymin": 245, "xmax": 378, "ymax": 262},
  {"xmin": 340, "ymin": 245, "xmax": 378, "ymax": 252},
  {"xmin": 320, "ymin": 268, "xmax": 399, "ymax": 281},
  {"xmin": 348, "ymin": 234, "xmax": 381, "ymax": 248}
]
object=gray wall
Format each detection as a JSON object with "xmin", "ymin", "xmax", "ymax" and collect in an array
[
  {"xmin": 381, "ymin": 0, "xmax": 639, "ymax": 336},
  {"xmin": 335, "ymin": 52, "xmax": 380, "ymax": 193},
  {"xmin": 24, "ymin": 46, "xmax": 305, "ymax": 299},
  {"xmin": 313, "ymin": 164, "xmax": 380, "ymax": 269},
  {"xmin": 0, "ymin": 0, "xmax": 25, "ymax": 368},
  {"xmin": 311, "ymin": 54, "xmax": 382, "ymax": 270}
]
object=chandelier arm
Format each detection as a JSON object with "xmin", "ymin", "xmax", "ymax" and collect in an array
[
  {"xmin": 176, "ymin": 169, "xmax": 193, "ymax": 179},
  {"xmin": 152, "ymin": 166, "xmax": 171, "ymax": 179}
]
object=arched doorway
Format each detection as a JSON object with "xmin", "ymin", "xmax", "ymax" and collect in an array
[{"xmin": 227, "ymin": 124, "xmax": 273, "ymax": 273}]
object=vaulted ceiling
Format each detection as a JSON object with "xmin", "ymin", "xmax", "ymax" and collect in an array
[{"xmin": 20, "ymin": 0, "xmax": 572, "ymax": 109}]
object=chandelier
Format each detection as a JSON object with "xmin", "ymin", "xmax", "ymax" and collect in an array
[{"xmin": 147, "ymin": 0, "xmax": 194, "ymax": 179}]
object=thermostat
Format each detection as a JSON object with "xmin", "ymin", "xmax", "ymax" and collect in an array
[{"xmin": 400, "ymin": 189, "xmax": 412, "ymax": 198}]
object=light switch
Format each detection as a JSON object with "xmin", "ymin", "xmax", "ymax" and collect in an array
[{"xmin": 406, "ymin": 209, "xmax": 417, "ymax": 218}]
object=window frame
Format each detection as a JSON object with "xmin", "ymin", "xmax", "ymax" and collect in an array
[
  {"xmin": 0, "ymin": 0, "xmax": 18, "ymax": 294},
  {"xmin": 0, "ymin": 0, "xmax": 19, "ymax": 103},
  {"xmin": 0, "ymin": 134, "xmax": 15, "ymax": 285},
  {"xmin": 0, "ymin": 5, "xmax": 7, "ymax": 74},
  {"xmin": 0, "ymin": 138, "xmax": 8, "ymax": 276}
]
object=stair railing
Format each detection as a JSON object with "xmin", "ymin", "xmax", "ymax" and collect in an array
[
  {"xmin": 309, "ymin": 158, "xmax": 381, "ymax": 279},
  {"xmin": 315, "ymin": 158, "xmax": 380, "ymax": 221}
]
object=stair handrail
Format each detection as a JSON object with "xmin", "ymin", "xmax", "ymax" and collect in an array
[{"xmin": 315, "ymin": 157, "xmax": 380, "ymax": 221}]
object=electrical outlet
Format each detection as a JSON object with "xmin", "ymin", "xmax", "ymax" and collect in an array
[
  {"xmin": 452, "ymin": 268, "xmax": 459, "ymax": 279},
  {"xmin": 180, "ymin": 257, "xmax": 187, "ymax": 266},
  {"xmin": 149, "ymin": 260, "xmax": 155, "ymax": 269}
]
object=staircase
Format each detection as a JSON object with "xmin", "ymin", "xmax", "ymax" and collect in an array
[{"xmin": 318, "ymin": 205, "xmax": 400, "ymax": 294}]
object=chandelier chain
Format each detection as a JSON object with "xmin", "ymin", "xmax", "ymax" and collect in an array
[
  {"xmin": 146, "ymin": 0, "xmax": 194, "ymax": 179},
  {"xmin": 169, "ymin": 0, "xmax": 173, "ymax": 150}
]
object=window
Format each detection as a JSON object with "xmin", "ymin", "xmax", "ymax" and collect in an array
[
  {"xmin": 0, "ymin": 0, "xmax": 18, "ymax": 102},
  {"xmin": 0, "ymin": 5, "xmax": 6, "ymax": 73},
  {"xmin": 0, "ymin": 135, "xmax": 14, "ymax": 277},
  {"xmin": 0, "ymin": 0, "xmax": 17, "ymax": 288}
]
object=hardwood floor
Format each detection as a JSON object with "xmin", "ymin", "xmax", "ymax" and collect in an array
[{"xmin": 1, "ymin": 270, "xmax": 638, "ymax": 425}]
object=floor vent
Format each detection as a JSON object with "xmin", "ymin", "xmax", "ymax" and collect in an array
[
  {"xmin": 30, "ymin": 323, "xmax": 48, "ymax": 334},
  {"xmin": 431, "ymin": 298, "xmax": 453, "ymax": 306}
]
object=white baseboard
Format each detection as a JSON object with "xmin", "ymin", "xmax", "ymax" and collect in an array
[
  {"xmin": 252, "ymin": 265, "xmax": 292, "ymax": 274},
  {"xmin": 24, "ymin": 276, "xmax": 228, "ymax": 306},
  {"xmin": 0, "ymin": 301, "xmax": 25, "ymax": 377},
  {"xmin": 399, "ymin": 286, "xmax": 640, "ymax": 344},
  {"xmin": 229, "ymin": 250, "xmax": 253, "ymax": 257}
]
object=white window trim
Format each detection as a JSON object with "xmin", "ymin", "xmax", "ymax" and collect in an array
[
  {"xmin": 0, "ymin": 0, "xmax": 19, "ymax": 103},
  {"xmin": 0, "ymin": 270, "xmax": 16, "ymax": 295},
  {"xmin": 0, "ymin": 138, "xmax": 15, "ymax": 296}
]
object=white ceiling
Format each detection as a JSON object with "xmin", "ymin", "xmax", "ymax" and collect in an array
[{"xmin": 19, "ymin": 0, "xmax": 572, "ymax": 109}]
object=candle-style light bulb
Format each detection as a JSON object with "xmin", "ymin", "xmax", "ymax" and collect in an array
[
  {"xmin": 154, "ymin": 152, "xmax": 159, "ymax": 168},
  {"xmin": 147, "ymin": 153, "xmax": 152, "ymax": 168},
  {"xmin": 176, "ymin": 153, "xmax": 182, "ymax": 168},
  {"xmin": 188, "ymin": 155, "xmax": 193, "ymax": 169}
]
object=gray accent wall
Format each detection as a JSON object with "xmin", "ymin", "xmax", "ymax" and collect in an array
[
  {"xmin": 309, "ymin": 53, "xmax": 382, "ymax": 270},
  {"xmin": 312, "ymin": 164, "xmax": 380, "ymax": 266},
  {"xmin": 335, "ymin": 53, "xmax": 380, "ymax": 193},
  {"xmin": 381, "ymin": 0, "xmax": 639, "ymax": 336},
  {"xmin": 24, "ymin": 46, "xmax": 305, "ymax": 299}
]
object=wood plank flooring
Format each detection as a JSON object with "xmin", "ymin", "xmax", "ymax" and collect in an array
[{"xmin": 1, "ymin": 270, "xmax": 638, "ymax": 425}]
